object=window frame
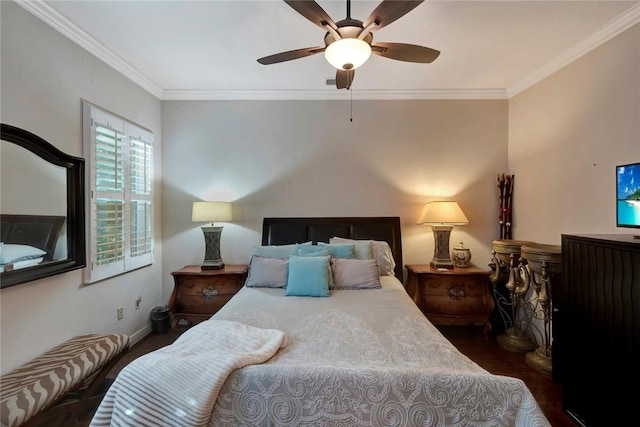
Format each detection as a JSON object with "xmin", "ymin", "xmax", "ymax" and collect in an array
[{"xmin": 82, "ymin": 101, "xmax": 154, "ymax": 283}]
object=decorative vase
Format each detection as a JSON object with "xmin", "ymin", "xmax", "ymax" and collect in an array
[{"xmin": 452, "ymin": 242, "xmax": 472, "ymax": 268}]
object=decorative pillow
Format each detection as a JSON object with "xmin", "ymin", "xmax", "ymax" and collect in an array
[
  {"xmin": 0, "ymin": 244, "xmax": 47, "ymax": 265},
  {"xmin": 329, "ymin": 238, "xmax": 372, "ymax": 260},
  {"xmin": 244, "ymin": 256, "xmax": 288, "ymax": 288},
  {"xmin": 317, "ymin": 242, "xmax": 355, "ymax": 259},
  {"xmin": 285, "ymin": 255, "xmax": 330, "ymax": 297},
  {"xmin": 330, "ymin": 237, "xmax": 396, "ymax": 276},
  {"xmin": 254, "ymin": 244, "xmax": 299, "ymax": 258},
  {"xmin": 331, "ymin": 258, "xmax": 381, "ymax": 289},
  {"xmin": 296, "ymin": 249, "xmax": 334, "ymax": 287},
  {"xmin": 297, "ymin": 245, "xmax": 330, "ymax": 256}
]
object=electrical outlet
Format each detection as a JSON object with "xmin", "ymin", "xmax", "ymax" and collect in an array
[
  {"xmin": 117, "ymin": 306, "xmax": 124, "ymax": 321},
  {"xmin": 135, "ymin": 296, "xmax": 142, "ymax": 310}
]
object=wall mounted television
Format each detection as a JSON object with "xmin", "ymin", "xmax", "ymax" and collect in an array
[{"xmin": 616, "ymin": 162, "xmax": 640, "ymax": 229}]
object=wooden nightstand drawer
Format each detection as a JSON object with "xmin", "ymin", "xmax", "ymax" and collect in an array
[
  {"xmin": 421, "ymin": 293, "xmax": 491, "ymax": 315},
  {"xmin": 174, "ymin": 276, "xmax": 243, "ymax": 314},
  {"xmin": 169, "ymin": 265, "xmax": 248, "ymax": 328},
  {"xmin": 421, "ymin": 275, "xmax": 489, "ymax": 297},
  {"xmin": 406, "ymin": 264, "xmax": 493, "ymax": 339}
]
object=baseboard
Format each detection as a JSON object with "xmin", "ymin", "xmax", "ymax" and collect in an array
[{"xmin": 129, "ymin": 323, "xmax": 153, "ymax": 347}]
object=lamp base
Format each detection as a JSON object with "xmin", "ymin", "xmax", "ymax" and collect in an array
[
  {"xmin": 201, "ymin": 261, "xmax": 225, "ymax": 270},
  {"xmin": 201, "ymin": 225, "xmax": 225, "ymax": 271},
  {"xmin": 430, "ymin": 225, "xmax": 455, "ymax": 270},
  {"xmin": 430, "ymin": 260, "xmax": 454, "ymax": 270}
]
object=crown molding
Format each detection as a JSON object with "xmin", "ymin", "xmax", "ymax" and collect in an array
[
  {"xmin": 18, "ymin": 0, "xmax": 640, "ymax": 101},
  {"xmin": 16, "ymin": 0, "xmax": 164, "ymax": 99},
  {"xmin": 160, "ymin": 88, "xmax": 508, "ymax": 101},
  {"xmin": 507, "ymin": 2, "xmax": 640, "ymax": 98}
]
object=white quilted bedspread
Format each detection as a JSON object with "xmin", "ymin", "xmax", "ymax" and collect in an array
[
  {"xmin": 209, "ymin": 277, "xmax": 551, "ymax": 427},
  {"xmin": 89, "ymin": 320, "xmax": 287, "ymax": 427}
]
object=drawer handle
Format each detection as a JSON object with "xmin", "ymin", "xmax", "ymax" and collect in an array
[
  {"xmin": 448, "ymin": 285, "xmax": 466, "ymax": 301},
  {"xmin": 201, "ymin": 286, "xmax": 219, "ymax": 298}
]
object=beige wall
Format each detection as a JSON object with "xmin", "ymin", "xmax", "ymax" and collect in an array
[
  {"xmin": 507, "ymin": 23, "xmax": 639, "ymax": 347},
  {"xmin": 3, "ymin": 0, "xmax": 637, "ymax": 375},
  {"xmin": 0, "ymin": 2, "xmax": 163, "ymax": 373},
  {"xmin": 509, "ymin": 23, "xmax": 640, "ymax": 244},
  {"xmin": 161, "ymin": 100, "xmax": 507, "ymax": 300}
]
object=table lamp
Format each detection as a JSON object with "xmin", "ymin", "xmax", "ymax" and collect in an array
[
  {"xmin": 418, "ymin": 201, "xmax": 469, "ymax": 270},
  {"xmin": 192, "ymin": 201, "xmax": 232, "ymax": 270}
]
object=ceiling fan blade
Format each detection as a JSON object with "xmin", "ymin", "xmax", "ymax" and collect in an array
[
  {"xmin": 364, "ymin": 1, "xmax": 424, "ymax": 31},
  {"xmin": 257, "ymin": 46, "xmax": 325, "ymax": 65},
  {"xmin": 371, "ymin": 42, "xmax": 440, "ymax": 63},
  {"xmin": 336, "ymin": 69, "xmax": 355, "ymax": 90},
  {"xmin": 284, "ymin": 0, "xmax": 337, "ymax": 31}
]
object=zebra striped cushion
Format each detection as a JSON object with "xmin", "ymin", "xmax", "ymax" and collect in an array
[{"xmin": 0, "ymin": 333, "xmax": 129, "ymax": 427}]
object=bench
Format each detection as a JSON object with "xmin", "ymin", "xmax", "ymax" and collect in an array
[{"xmin": 0, "ymin": 333, "xmax": 130, "ymax": 427}]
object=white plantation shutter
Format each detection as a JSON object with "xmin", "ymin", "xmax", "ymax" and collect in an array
[{"xmin": 83, "ymin": 102, "xmax": 154, "ymax": 283}]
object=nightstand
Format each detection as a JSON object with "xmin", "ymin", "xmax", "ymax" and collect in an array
[
  {"xmin": 169, "ymin": 264, "xmax": 248, "ymax": 329},
  {"xmin": 406, "ymin": 264, "xmax": 494, "ymax": 339}
]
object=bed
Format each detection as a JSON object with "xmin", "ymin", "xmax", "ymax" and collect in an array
[
  {"xmin": 0, "ymin": 214, "xmax": 64, "ymax": 273},
  {"xmin": 91, "ymin": 217, "xmax": 550, "ymax": 427}
]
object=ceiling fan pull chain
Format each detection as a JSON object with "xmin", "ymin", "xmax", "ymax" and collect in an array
[{"xmin": 350, "ymin": 88, "xmax": 353, "ymax": 122}]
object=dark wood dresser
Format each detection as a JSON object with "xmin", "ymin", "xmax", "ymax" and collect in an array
[
  {"xmin": 169, "ymin": 264, "xmax": 248, "ymax": 328},
  {"xmin": 557, "ymin": 234, "xmax": 639, "ymax": 426},
  {"xmin": 406, "ymin": 264, "xmax": 493, "ymax": 339}
]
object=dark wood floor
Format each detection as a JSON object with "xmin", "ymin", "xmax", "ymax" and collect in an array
[
  {"xmin": 436, "ymin": 326, "xmax": 575, "ymax": 427},
  {"xmin": 101, "ymin": 324, "xmax": 575, "ymax": 426}
]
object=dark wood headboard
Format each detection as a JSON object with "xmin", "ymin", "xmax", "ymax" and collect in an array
[
  {"xmin": 1, "ymin": 214, "xmax": 65, "ymax": 261},
  {"xmin": 262, "ymin": 217, "xmax": 403, "ymax": 278}
]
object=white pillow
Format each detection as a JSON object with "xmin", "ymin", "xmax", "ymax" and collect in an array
[
  {"xmin": 331, "ymin": 258, "xmax": 381, "ymax": 289},
  {"xmin": 0, "ymin": 243, "xmax": 47, "ymax": 265},
  {"xmin": 330, "ymin": 237, "xmax": 395, "ymax": 276}
]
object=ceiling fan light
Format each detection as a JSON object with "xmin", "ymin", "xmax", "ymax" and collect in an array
[{"xmin": 324, "ymin": 38, "xmax": 371, "ymax": 70}]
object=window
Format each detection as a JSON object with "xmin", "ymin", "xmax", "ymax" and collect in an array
[{"xmin": 83, "ymin": 102, "xmax": 154, "ymax": 283}]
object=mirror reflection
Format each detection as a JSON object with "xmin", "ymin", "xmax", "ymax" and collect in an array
[
  {"xmin": 1, "ymin": 141, "xmax": 68, "ymax": 260},
  {"xmin": 0, "ymin": 124, "xmax": 85, "ymax": 288}
]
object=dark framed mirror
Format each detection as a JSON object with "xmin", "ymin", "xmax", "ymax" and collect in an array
[{"xmin": 1, "ymin": 123, "xmax": 86, "ymax": 288}]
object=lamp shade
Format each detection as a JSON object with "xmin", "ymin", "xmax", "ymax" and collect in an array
[
  {"xmin": 191, "ymin": 201, "xmax": 232, "ymax": 223},
  {"xmin": 324, "ymin": 38, "xmax": 372, "ymax": 70},
  {"xmin": 418, "ymin": 201, "xmax": 469, "ymax": 226}
]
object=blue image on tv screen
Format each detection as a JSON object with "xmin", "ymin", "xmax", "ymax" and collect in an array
[{"xmin": 617, "ymin": 162, "xmax": 640, "ymax": 228}]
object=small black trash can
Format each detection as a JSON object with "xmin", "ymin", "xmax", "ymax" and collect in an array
[{"xmin": 150, "ymin": 305, "xmax": 171, "ymax": 334}]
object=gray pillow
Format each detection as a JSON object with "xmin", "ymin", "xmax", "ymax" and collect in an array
[
  {"xmin": 330, "ymin": 237, "xmax": 395, "ymax": 276},
  {"xmin": 331, "ymin": 258, "xmax": 381, "ymax": 290},
  {"xmin": 245, "ymin": 255, "xmax": 288, "ymax": 288}
]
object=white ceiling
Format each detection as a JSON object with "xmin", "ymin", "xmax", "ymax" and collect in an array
[{"xmin": 20, "ymin": 0, "xmax": 640, "ymax": 100}]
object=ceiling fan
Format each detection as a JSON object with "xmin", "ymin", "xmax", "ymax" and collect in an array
[{"xmin": 257, "ymin": 0, "xmax": 440, "ymax": 90}]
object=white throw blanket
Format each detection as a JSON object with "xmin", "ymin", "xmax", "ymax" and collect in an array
[{"xmin": 90, "ymin": 320, "xmax": 288, "ymax": 427}]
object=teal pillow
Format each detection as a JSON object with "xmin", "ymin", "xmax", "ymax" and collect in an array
[
  {"xmin": 297, "ymin": 245, "xmax": 329, "ymax": 255},
  {"xmin": 328, "ymin": 238, "xmax": 372, "ymax": 260},
  {"xmin": 296, "ymin": 249, "xmax": 333, "ymax": 287},
  {"xmin": 297, "ymin": 248, "xmax": 331, "ymax": 257},
  {"xmin": 254, "ymin": 244, "xmax": 299, "ymax": 258},
  {"xmin": 285, "ymin": 255, "xmax": 330, "ymax": 297},
  {"xmin": 318, "ymin": 242, "xmax": 355, "ymax": 259}
]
